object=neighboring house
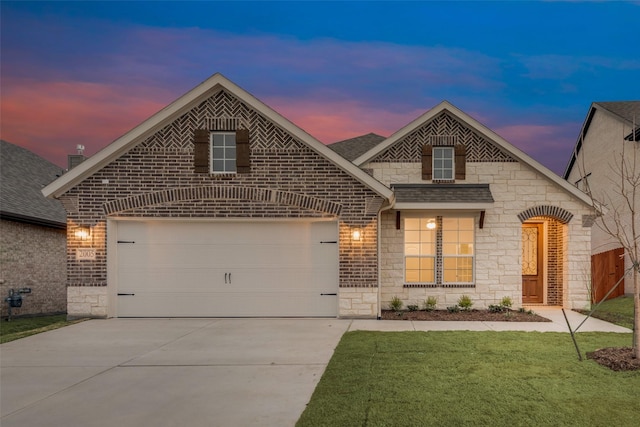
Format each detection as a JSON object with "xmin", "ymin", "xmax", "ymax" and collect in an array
[
  {"xmin": 42, "ymin": 74, "xmax": 595, "ymax": 319},
  {"xmin": 1, "ymin": 140, "xmax": 67, "ymax": 317},
  {"xmin": 564, "ymin": 101, "xmax": 640, "ymax": 301}
]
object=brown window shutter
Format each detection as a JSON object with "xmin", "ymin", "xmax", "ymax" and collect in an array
[
  {"xmin": 236, "ymin": 128, "xmax": 250, "ymax": 174},
  {"xmin": 194, "ymin": 129, "xmax": 209, "ymax": 173},
  {"xmin": 455, "ymin": 144, "xmax": 466, "ymax": 180},
  {"xmin": 422, "ymin": 144, "xmax": 433, "ymax": 180}
]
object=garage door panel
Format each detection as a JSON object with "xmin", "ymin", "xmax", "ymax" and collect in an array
[
  {"xmin": 116, "ymin": 220, "xmax": 338, "ymax": 317},
  {"xmin": 119, "ymin": 243, "xmax": 324, "ymax": 269}
]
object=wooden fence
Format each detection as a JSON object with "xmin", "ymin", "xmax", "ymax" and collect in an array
[{"xmin": 591, "ymin": 248, "xmax": 625, "ymax": 303}]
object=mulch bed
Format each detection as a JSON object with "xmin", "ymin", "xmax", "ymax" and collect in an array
[
  {"xmin": 587, "ymin": 347, "xmax": 640, "ymax": 371},
  {"xmin": 380, "ymin": 309, "xmax": 551, "ymax": 322}
]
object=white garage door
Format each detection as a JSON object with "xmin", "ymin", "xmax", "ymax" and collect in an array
[{"xmin": 115, "ymin": 220, "xmax": 339, "ymax": 317}]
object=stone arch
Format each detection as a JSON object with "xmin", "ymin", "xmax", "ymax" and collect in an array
[
  {"xmin": 517, "ymin": 205, "xmax": 573, "ymax": 224},
  {"xmin": 103, "ymin": 185, "xmax": 343, "ymax": 216}
]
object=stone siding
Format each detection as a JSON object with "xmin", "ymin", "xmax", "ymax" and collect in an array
[{"xmin": 374, "ymin": 162, "xmax": 593, "ymax": 310}]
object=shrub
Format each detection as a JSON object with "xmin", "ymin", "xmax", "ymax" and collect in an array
[
  {"xmin": 424, "ymin": 296, "xmax": 437, "ymax": 312},
  {"xmin": 447, "ymin": 305, "xmax": 460, "ymax": 313},
  {"xmin": 500, "ymin": 296, "xmax": 513, "ymax": 308},
  {"xmin": 488, "ymin": 304, "xmax": 504, "ymax": 313},
  {"xmin": 407, "ymin": 304, "xmax": 419, "ymax": 312},
  {"xmin": 389, "ymin": 296, "xmax": 403, "ymax": 312},
  {"xmin": 458, "ymin": 295, "xmax": 473, "ymax": 311}
]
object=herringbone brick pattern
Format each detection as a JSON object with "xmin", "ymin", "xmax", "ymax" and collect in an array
[
  {"xmin": 372, "ymin": 111, "xmax": 516, "ymax": 163},
  {"xmin": 140, "ymin": 89, "xmax": 307, "ymax": 151}
]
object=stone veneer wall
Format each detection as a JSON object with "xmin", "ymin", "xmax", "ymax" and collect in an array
[
  {"xmin": 374, "ymin": 162, "xmax": 593, "ymax": 310},
  {"xmin": 0, "ymin": 220, "xmax": 67, "ymax": 317},
  {"xmin": 61, "ymin": 89, "xmax": 383, "ymax": 318}
]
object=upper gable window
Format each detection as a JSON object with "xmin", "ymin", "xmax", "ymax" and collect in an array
[
  {"xmin": 211, "ymin": 132, "xmax": 236, "ymax": 173},
  {"xmin": 422, "ymin": 142, "xmax": 465, "ymax": 181},
  {"xmin": 433, "ymin": 147, "xmax": 454, "ymax": 180}
]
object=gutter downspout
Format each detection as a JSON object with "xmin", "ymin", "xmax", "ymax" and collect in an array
[{"xmin": 377, "ymin": 196, "xmax": 395, "ymax": 319}]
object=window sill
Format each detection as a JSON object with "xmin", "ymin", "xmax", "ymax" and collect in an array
[{"xmin": 403, "ymin": 283, "xmax": 475, "ymax": 289}]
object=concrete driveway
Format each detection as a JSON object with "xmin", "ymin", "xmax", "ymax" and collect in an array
[
  {"xmin": 0, "ymin": 318, "xmax": 351, "ymax": 427},
  {"xmin": 1, "ymin": 311, "xmax": 629, "ymax": 427}
]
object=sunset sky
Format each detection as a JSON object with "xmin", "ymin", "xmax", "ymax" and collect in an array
[{"xmin": 1, "ymin": 1, "xmax": 639, "ymax": 175}]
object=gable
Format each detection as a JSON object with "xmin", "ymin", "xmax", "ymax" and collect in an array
[
  {"xmin": 42, "ymin": 73, "xmax": 392, "ymax": 201},
  {"xmin": 140, "ymin": 89, "xmax": 308, "ymax": 152},
  {"xmin": 367, "ymin": 111, "xmax": 516, "ymax": 164}
]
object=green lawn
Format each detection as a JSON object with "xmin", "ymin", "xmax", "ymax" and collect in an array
[
  {"xmin": 0, "ymin": 314, "xmax": 84, "ymax": 343},
  {"xmin": 584, "ymin": 295, "xmax": 635, "ymax": 330},
  {"xmin": 297, "ymin": 331, "xmax": 639, "ymax": 427}
]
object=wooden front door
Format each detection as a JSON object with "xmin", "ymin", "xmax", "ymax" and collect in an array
[{"xmin": 522, "ymin": 223, "xmax": 544, "ymax": 304}]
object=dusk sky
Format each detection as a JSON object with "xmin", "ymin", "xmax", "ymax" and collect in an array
[{"xmin": 1, "ymin": 1, "xmax": 639, "ymax": 175}]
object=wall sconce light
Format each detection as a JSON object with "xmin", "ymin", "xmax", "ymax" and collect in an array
[
  {"xmin": 351, "ymin": 228, "xmax": 362, "ymax": 241},
  {"xmin": 74, "ymin": 226, "xmax": 91, "ymax": 240},
  {"xmin": 426, "ymin": 219, "xmax": 436, "ymax": 230}
]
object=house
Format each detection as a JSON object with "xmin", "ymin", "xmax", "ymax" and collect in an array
[
  {"xmin": 564, "ymin": 101, "xmax": 640, "ymax": 301},
  {"xmin": 1, "ymin": 140, "xmax": 67, "ymax": 317},
  {"xmin": 42, "ymin": 74, "xmax": 595, "ymax": 319}
]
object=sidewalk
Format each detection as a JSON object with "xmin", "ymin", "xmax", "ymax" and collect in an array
[{"xmin": 348, "ymin": 307, "xmax": 632, "ymax": 333}]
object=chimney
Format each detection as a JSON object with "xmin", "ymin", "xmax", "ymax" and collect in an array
[{"xmin": 67, "ymin": 144, "xmax": 86, "ymax": 170}]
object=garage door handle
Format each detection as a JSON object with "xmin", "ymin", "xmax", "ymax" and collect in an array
[
  {"xmin": 225, "ymin": 273, "xmax": 232, "ymax": 284},
  {"xmin": 321, "ymin": 293, "xmax": 337, "ymax": 296},
  {"xmin": 118, "ymin": 293, "xmax": 135, "ymax": 296},
  {"xmin": 320, "ymin": 241, "xmax": 337, "ymax": 244},
  {"xmin": 117, "ymin": 240, "xmax": 135, "ymax": 244}
]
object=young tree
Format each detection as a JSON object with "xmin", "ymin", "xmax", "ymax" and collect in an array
[{"xmin": 582, "ymin": 126, "xmax": 639, "ymax": 358}]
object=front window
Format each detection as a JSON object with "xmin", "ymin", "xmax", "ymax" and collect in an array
[
  {"xmin": 211, "ymin": 132, "xmax": 236, "ymax": 173},
  {"xmin": 433, "ymin": 147, "xmax": 454, "ymax": 180},
  {"xmin": 442, "ymin": 217, "xmax": 474, "ymax": 283},
  {"xmin": 404, "ymin": 218, "xmax": 436, "ymax": 283},
  {"xmin": 404, "ymin": 216, "xmax": 475, "ymax": 285}
]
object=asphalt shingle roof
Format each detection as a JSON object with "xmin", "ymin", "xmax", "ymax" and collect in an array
[
  {"xmin": 392, "ymin": 184, "xmax": 494, "ymax": 204},
  {"xmin": 327, "ymin": 133, "xmax": 386, "ymax": 161},
  {"xmin": 596, "ymin": 101, "xmax": 640, "ymax": 141},
  {"xmin": 1, "ymin": 140, "xmax": 67, "ymax": 227},
  {"xmin": 596, "ymin": 101, "xmax": 640, "ymax": 124}
]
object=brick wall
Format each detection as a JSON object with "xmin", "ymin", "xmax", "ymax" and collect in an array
[
  {"xmin": 60, "ymin": 89, "xmax": 383, "ymax": 317},
  {"xmin": 0, "ymin": 219, "xmax": 67, "ymax": 317}
]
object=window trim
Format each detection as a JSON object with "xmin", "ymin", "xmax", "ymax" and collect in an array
[
  {"xmin": 432, "ymin": 146, "xmax": 455, "ymax": 181},
  {"xmin": 403, "ymin": 214, "xmax": 475, "ymax": 287},
  {"xmin": 210, "ymin": 132, "xmax": 237, "ymax": 174}
]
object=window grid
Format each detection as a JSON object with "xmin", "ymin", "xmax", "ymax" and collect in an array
[
  {"xmin": 442, "ymin": 217, "xmax": 475, "ymax": 284},
  {"xmin": 404, "ymin": 216, "xmax": 475, "ymax": 287},
  {"xmin": 433, "ymin": 147, "xmax": 454, "ymax": 180},
  {"xmin": 404, "ymin": 218, "xmax": 436, "ymax": 284},
  {"xmin": 210, "ymin": 132, "xmax": 236, "ymax": 173}
]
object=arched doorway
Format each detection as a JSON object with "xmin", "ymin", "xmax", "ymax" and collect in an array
[{"xmin": 519, "ymin": 206, "xmax": 572, "ymax": 306}]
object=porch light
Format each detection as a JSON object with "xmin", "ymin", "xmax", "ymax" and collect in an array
[
  {"xmin": 74, "ymin": 226, "xmax": 91, "ymax": 240},
  {"xmin": 426, "ymin": 219, "xmax": 436, "ymax": 230},
  {"xmin": 351, "ymin": 228, "xmax": 362, "ymax": 241}
]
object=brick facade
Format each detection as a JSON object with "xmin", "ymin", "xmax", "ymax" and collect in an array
[
  {"xmin": 61, "ymin": 88, "xmax": 383, "ymax": 318},
  {"xmin": 0, "ymin": 219, "xmax": 67, "ymax": 317},
  {"xmin": 50, "ymin": 78, "xmax": 595, "ymax": 318}
]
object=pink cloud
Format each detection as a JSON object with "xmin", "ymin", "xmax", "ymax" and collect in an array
[
  {"xmin": 0, "ymin": 78, "xmax": 172, "ymax": 167},
  {"xmin": 267, "ymin": 96, "xmax": 426, "ymax": 143},
  {"xmin": 493, "ymin": 122, "xmax": 579, "ymax": 174}
]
